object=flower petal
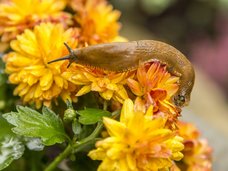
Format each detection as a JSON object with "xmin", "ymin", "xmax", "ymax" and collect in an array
[{"xmin": 76, "ymin": 85, "xmax": 91, "ymax": 96}]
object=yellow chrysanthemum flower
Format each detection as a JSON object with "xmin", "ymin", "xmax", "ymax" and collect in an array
[
  {"xmin": 0, "ymin": 0, "xmax": 71, "ymax": 42},
  {"xmin": 175, "ymin": 121, "xmax": 212, "ymax": 171},
  {"xmin": 127, "ymin": 62, "xmax": 181, "ymax": 129},
  {"xmin": 3, "ymin": 23, "xmax": 78, "ymax": 108},
  {"xmin": 62, "ymin": 64, "xmax": 133, "ymax": 103},
  {"xmin": 71, "ymin": 0, "xmax": 125, "ymax": 46},
  {"xmin": 88, "ymin": 99, "xmax": 184, "ymax": 171}
]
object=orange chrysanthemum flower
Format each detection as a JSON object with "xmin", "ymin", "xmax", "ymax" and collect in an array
[
  {"xmin": 175, "ymin": 121, "xmax": 212, "ymax": 171},
  {"xmin": 71, "ymin": 0, "xmax": 126, "ymax": 46},
  {"xmin": 3, "ymin": 23, "xmax": 78, "ymax": 108},
  {"xmin": 0, "ymin": 0, "xmax": 71, "ymax": 42},
  {"xmin": 127, "ymin": 62, "xmax": 180, "ymax": 128},
  {"xmin": 62, "ymin": 64, "xmax": 133, "ymax": 103},
  {"xmin": 88, "ymin": 99, "xmax": 184, "ymax": 171}
]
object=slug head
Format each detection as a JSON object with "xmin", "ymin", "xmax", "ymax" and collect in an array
[
  {"xmin": 48, "ymin": 43, "xmax": 77, "ymax": 67},
  {"xmin": 173, "ymin": 94, "xmax": 189, "ymax": 107}
]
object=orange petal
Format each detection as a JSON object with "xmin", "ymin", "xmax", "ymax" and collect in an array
[{"xmin": 127, "ymin": 78, "xmax": 144, "ymax": 96}]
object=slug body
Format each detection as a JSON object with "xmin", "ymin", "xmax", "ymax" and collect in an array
[{"xmin": 49, "ymin": 40, "xmax": 195, "ymax": 107}]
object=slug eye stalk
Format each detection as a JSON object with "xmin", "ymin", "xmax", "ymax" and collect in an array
[{"xmin": 48, "ymin": 43, "xmax": 76, "ymax": 67}]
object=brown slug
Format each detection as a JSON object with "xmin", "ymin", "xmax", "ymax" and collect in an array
[{"xmin": 48, "ymin": 40, "xmax": 195, "ymax": 107}]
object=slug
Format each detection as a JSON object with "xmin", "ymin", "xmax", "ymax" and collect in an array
[{"xmin": 48, "ymin": 40, "xmax": 195, "ymax": 107}]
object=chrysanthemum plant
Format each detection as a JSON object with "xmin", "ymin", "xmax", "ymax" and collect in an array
[{"xmin": 0, "ymin": 0, "xmax": 212, "ymax": 171}]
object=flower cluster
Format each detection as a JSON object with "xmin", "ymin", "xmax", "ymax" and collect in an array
[
  {"xmin": 175, "ymin": 121, "xmax": 212, "ymax": 171},
  {"xmin": 0, "ymin": 0, "xmax": 212, "ymax": 170},
  {"xmin": 2, "ymin": 0, "xmax": 125, "ymax": 107},
  {"xmin": 70, "ymin": 0, "xmax": 125, "ymax": 46},
  {"xmin": 61, "ymin": 64, "xmax": 134, "ymax": 103},
  {"xmin": 89, "ymin": 99, "xmax": 184, "ymax": 171},
  {"xmin": 127, "ymin": 62, "xmax": 181, "ymax": 129},
  {"xmin": 0, "ymin": 0, "xmax": 70, "ymax": 42},
  {"xmin": 3, "ymin": 23, "xmax": 78, "ymax": 108}
]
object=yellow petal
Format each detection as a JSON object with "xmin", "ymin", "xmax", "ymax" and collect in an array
[
  {"xmin": 42, "ymin": 90, "xmax": 53, "ymax": 100},
  {"xmin": 126, "ymin": 153, "xmax": 136, "ymax": 170},
  {"xmin": 65, "ymin": 72, "xmax": 90, "ymax": 85},
  {"xmin": 115, "ymin": 85, "xmax": 128, "ymax": 100},
  {"xmin": 76, "ymin": 85, "xmax": 91, "ymax": 96},
  {"xmin": 29, "ymin": 65, "xmax": 46, "ymax": 77},
  {"xmin": 88, "ymin": 148, "xmax": 106, "ymax": 160},
  {"xmin": 120, "ymin": 99, "xmax": 134, "ymax": 124},
  {"xmin": 103, "ymin": 117, "xmax": 126, "ymax": 137},
  {"xmin": 9, "ymin": 73, "xmax": 20, "ymax": 83},
  {"xmin": 100, "ymin": 90, "xmax": 114, "ymax": 100},
  {"xmin": 18, "ymin": 85, "xmax": 30, "ymax": 96},
  {"xmin": 13, "ymin": 83, "xmax": 27, "ymax": 95},
  {"xmin": 27, "ymin": 74, "xmax": 38, "ymax": 86},
  {"xmin": 83, "ymin": 71, "xmax": 96, "ymax": 81},
  {"xmin": 171, "ymin": 152, "xmax": 183, "ymax": 161},
  {"xmin": 54, "ymin": 75, "xmax": 64, "ymax": 88},
  {"xmin": 110, "ymin": 73, "xmax": 125, "ymax": 84},
  {"xmin": 91, "ymin": 82, "xmax": 103, "ymax": 91},
  {"xmin": 106, "ymin": 83, "xmax": 118, "ymax": 91},
  {"xmin": 40, "ymin": 69, "xmax": 53, "ymax": 90},
  {"xmin": 145, "ymin": 105, "xmax": 153, "ymax": 117},
  {"xmin": 34, "ymin": 85, "xmax": 42, "ymax": 98},
  {"xmin": 119, "ymin": 158, "xmax": 129, "ymax": 171}
]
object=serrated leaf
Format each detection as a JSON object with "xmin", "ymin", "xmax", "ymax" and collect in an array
[
  {"xmin": 3, "ymin": 106, "xmax": 67, "ymax": 146},
  {"xmin": 78, "ymin": 108, "xmax": 111, "ymax": 125},
  {"xmin": 0, "ymin": 136, "xmax": 25, "ymax": 170},
  {"xmin": 0, "ymin": 116, "xmax": 13, "ymax": 139}
]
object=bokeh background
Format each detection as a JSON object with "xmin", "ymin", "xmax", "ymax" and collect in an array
[{"xmin": 110, "ymin": 0, "xmax": 228, "ymax": 170}]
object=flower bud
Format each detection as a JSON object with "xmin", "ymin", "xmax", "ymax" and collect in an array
[{"xmin": 64, "ymin": 108, "xmax": 77, "ymax": 122}]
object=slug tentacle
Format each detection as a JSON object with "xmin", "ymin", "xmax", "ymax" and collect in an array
[
  {"xmin": 47, "ymin": 55, "xmax": 71, "ymax": 64},
  {"xmin": 48, "ymin": 43, "xmax": 78, "ymax": 67},
  {"xmin": 48, "ymin": 40, "xmax": 195, "ymax": 107},
  {"xmin": 63, "ymin": 42, "xmax": 77, "ymax": 68}
]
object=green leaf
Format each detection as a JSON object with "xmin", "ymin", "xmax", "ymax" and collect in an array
[
  {"xmin": 0, "ymin": 116, "xmax": 13, "ymax": 139},
  {"xmin": 3, "ymin": 106, "xmax": 67, "ymax": 146},
  {"xmin": 0, "ymin": 136, "xmax": 25, "ymax": 170},
  {"xmin": 78, "ymin": 108, "xmax": 111, "ymax": 125}
]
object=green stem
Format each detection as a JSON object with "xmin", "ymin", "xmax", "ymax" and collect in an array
[
  {"xmin": 74, "ymin": 122, "xmax": 103, "ymax": 147},
  {"xmin": 44, "ymin": 144, "xmax": 72, "ymax": 171},
  {"xmin": 112, "ymin": 109, "xmax": 120, "ymax": 117},
  {"xmin": 44, "ymin": 122, "xmax": 103, "ymax": 171},
  {"xmin": 103, "ymin": 100, "xmax": 108, "ymax": 111}
]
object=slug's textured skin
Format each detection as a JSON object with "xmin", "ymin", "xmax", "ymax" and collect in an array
[{"xmin": 49, "ymin": 40, "xmax": 195, "ymax": 107}]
